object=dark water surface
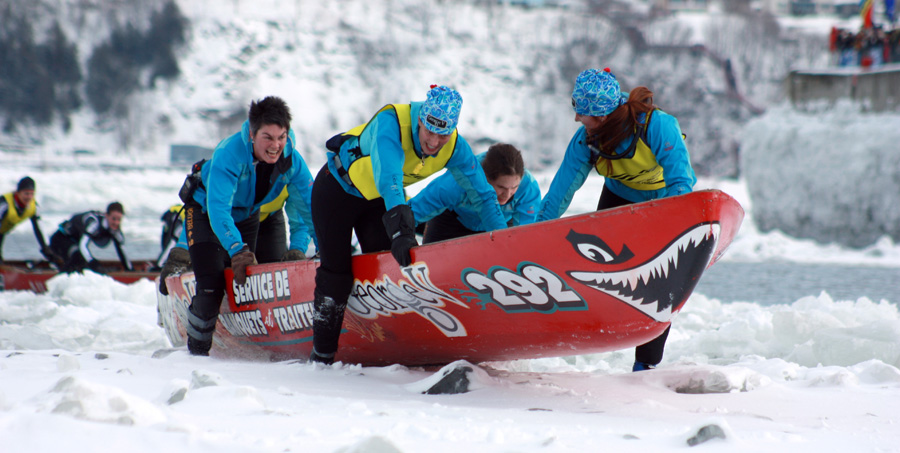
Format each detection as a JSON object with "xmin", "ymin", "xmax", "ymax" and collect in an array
[
  {"xmin": 6, "ymin": 234, "xmax": 898, "ymax": 306},
  {"xmin": 695, "ymin": 261, "xmax": 899, "ymax": 305}
]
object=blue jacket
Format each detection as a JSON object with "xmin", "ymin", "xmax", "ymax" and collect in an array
[
  {"xmin": 538, "ymin": 109, "xmax": 695, "ymax": 221},
  {"xmin": 192, "ymin": 120, "xmax": 317, "ymax": 257},
  {"xmin": 410, "ymin": 153, "xmax": 541, "ymax": 230},
  {"xmin": 326, "ymin": 102, "xmax": 506, "ymax": 230}
]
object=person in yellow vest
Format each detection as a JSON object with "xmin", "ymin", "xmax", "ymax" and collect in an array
[
  {"xmin": 309, "ymin": 85, "xmax": 506, "ymax": 364},
  {"xmin": 538, "ymin": 68, "xmax": 697, "ymax": 372},
  {"xmin": 157, "ymin": 204, "xmax": 185, "ymax": 267},
  {"xmin": 0, "ymin": 176, "xmax": 59, "ymax": 264}
]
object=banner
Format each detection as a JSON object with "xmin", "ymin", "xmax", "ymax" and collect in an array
[{"xmin": 860, "ymin": 0, "xmax": 874, "ymax": 28}]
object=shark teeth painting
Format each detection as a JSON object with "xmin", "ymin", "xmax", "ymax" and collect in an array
[{"xmin": 568, "ymin": 223, "xmax": 720, "ymax": 322}]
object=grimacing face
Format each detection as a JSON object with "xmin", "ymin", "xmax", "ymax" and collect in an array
[
  {"xmin": 417, "ymin": 120, "xmax": 452, "ymax": 156},
  {"xmin": 251, "ymin": 124, "xmax": 288, "ymax": 164}
]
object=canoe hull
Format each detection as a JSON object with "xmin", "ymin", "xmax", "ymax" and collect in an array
[{"xmin": 160, "ymin": 189, "xmax": 744, "ymax": 366}]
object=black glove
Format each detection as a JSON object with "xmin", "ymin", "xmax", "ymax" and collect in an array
[
  {"xmin": 282, "ymin": 249, "xmax": 306, "ymax": 261},
  {"xmin": 382, "ymin": 204, "xmax": 418, "ymax": 267},
  {"xmin": 88, "ymin": 259, "xmax": 106, "ymax": 274},
  {"xmin": 231, "ymin": 245, "xmax": 257, "ymax": 285}
]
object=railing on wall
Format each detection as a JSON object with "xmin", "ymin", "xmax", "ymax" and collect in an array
[{"xmin": 786, "ymin": 64, "xmax": 900, "ymax": 112}]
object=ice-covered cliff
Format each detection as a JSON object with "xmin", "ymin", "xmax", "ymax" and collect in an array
[{"xmin": 2, "ymin": 0, "xmax": 829, "ymax": 176}]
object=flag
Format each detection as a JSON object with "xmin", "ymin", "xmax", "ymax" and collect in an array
[
  {"xmin": 860, "ymin": 0, "xmax": 874, "ymax": 28},
  {"xmin": 886, "ymin": 0, "xmax": 896, "ymax": 23}
]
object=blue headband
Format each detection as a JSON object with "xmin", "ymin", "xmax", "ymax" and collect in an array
[{"xmin": 571, "ymin": 68, "xmax": 624, "ymax": 117}]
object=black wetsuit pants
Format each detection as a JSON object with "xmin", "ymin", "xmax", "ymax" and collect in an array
[
  {"xmin": 184, "ymin": 202, "xmax": 259, "ymax": 324},
  {"xmin": 597, "ymin": 187, "xmax": 671, "ymax": 366},
  {"xmin": 422, "ymin": 210, "xmax": 478, "ymax": 244},
  {"xmin": 256, "ymin": 208, "xmax": 287, "ymax": 264},
  {"xmin": 310, "ymin": 167, "xmax": 392, "ymax": 355},
  {"xmin": 49, "ymin": 231, "xmax": 87, "ymax": 272}
]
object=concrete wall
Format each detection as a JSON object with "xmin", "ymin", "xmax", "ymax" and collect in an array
[{"xmin": 786, "ymin": 64, "xmax": 900, "ymax": 112}]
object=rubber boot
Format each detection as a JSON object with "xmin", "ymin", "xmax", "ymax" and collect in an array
[
  {"xmin": 633, "ymin": 325, "xmax": 670, "ymax": 372},
  {"xmin": 186, "ymin": 290, "xmax": 220, "ymax": 356},
  {"xmin": 311, "ymin": 289, "xmax": 347, "ymax": 364}
]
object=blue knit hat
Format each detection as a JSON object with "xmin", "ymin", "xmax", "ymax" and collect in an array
[
  {"xmin": 571, "ymin": 68, "xmax": 624, "ymax": 117},
  {"xmin": 419, "ymin": 85, "xmax": 462, "ymax": 135}
]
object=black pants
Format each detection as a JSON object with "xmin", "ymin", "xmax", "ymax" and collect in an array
[
  {"xmin": 49, "ymin": 231, "xmax": 86, "ymax": 272},
  {"xmin": 256, "ymin": 208, "xmax": 287, "ymax": 264},
  {"xmin": 310, "ymin": 167, "xmax": 392, "ymax": 354},
  {"xmin": 422, "ymin": 210, "xmax": 478, "ymax": 244},
  {"xmin": 597, "ymin": 186, "xmax": 671, "ymax": 365},
  {"xmin": 185, "ymin": 202, "xmax": 260, "ymax": 321}
]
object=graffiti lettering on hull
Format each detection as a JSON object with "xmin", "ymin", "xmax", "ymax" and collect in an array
[{"xmin": 347, "ymin": 263, "xmax": 467, "ymax": 338}]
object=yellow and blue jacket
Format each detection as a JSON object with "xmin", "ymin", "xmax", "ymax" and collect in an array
[{"xmin": 325, "ymin": 102, "xmax": 505, "ymax": 230}]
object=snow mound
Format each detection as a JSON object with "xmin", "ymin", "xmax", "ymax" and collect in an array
[
  {"xmin": 404, "ymin": 360, "xmax": 497, "ymax": 394},
  {"xmin": 651, "ymin": 365, "xmax": 771, "ymax": 394},
  {"xmin": 336, "ymin": 435, "xmax": 404, "ymax": 453},
  {"xmin": 40, "ymin": 375, "xmax": 168, "ymax": 426}
]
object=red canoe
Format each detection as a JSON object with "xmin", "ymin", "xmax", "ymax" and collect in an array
[
  {"xmin": 0, "ymin": 260, "xmax": 157, "ymax": 293},
  {"xmin": 159, "ymin": 189, "xmax": 744, "ymax": 366}
]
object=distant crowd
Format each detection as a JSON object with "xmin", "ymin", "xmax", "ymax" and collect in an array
[{"xmin": 831, "ymin": 25, "xmax": 900, "ymax": 67}]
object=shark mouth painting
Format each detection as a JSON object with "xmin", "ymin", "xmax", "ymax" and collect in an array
[{"xmin": 567, "ymin": 222, "xmax": 720, "ymax": 322}]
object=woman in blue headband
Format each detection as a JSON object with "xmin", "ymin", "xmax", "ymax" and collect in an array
[{"xmin": 538, "ymin": 68, "xmax": 697, "ymax": 372}]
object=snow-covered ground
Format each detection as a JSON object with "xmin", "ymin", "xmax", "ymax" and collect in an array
[{"xmin": 2, "ymin": 155, "xmax": 900, "ymax": 452}]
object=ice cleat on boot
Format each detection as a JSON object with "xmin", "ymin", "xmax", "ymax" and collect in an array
[
  {"xmin": 309, "ymin": 348, "xmax": 335, "ymax": 365},
  {"xmin": 188, "ymin": 337, "xmax": 212, "ymax": 356}
]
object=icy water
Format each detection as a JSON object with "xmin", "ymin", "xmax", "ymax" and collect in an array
[
  {"xmin": 695, "ymin": 261, "xmax": 899, "ymax": 305},
  {"xmin": 5, "ymin": 237, "xmax": 897, "ymax": 306}
]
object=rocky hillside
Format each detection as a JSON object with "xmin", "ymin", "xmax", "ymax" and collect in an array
[{"xmin": 1, "ymin": 0, "xmax": 829, "ymax": 176}]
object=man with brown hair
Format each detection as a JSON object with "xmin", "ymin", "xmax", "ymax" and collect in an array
[{"xmin": 49, "ymin": 202, "xmax": 132, "ymax": 273}]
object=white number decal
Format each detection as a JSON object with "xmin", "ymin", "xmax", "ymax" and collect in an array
[
  {"xmin": 522, "ymin": 265, "xmax": 583, "ymax": 307},
  {"xmin": 465, "ymin": 273, "xmax": 529, "ymax": 310},
  {"xmin": 463, "ymin": 263, "xmax": 585, "ymax": 312},
  {"xmin": 494, "ymin": 270, "xmax": 552, "ymax": 311}
]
